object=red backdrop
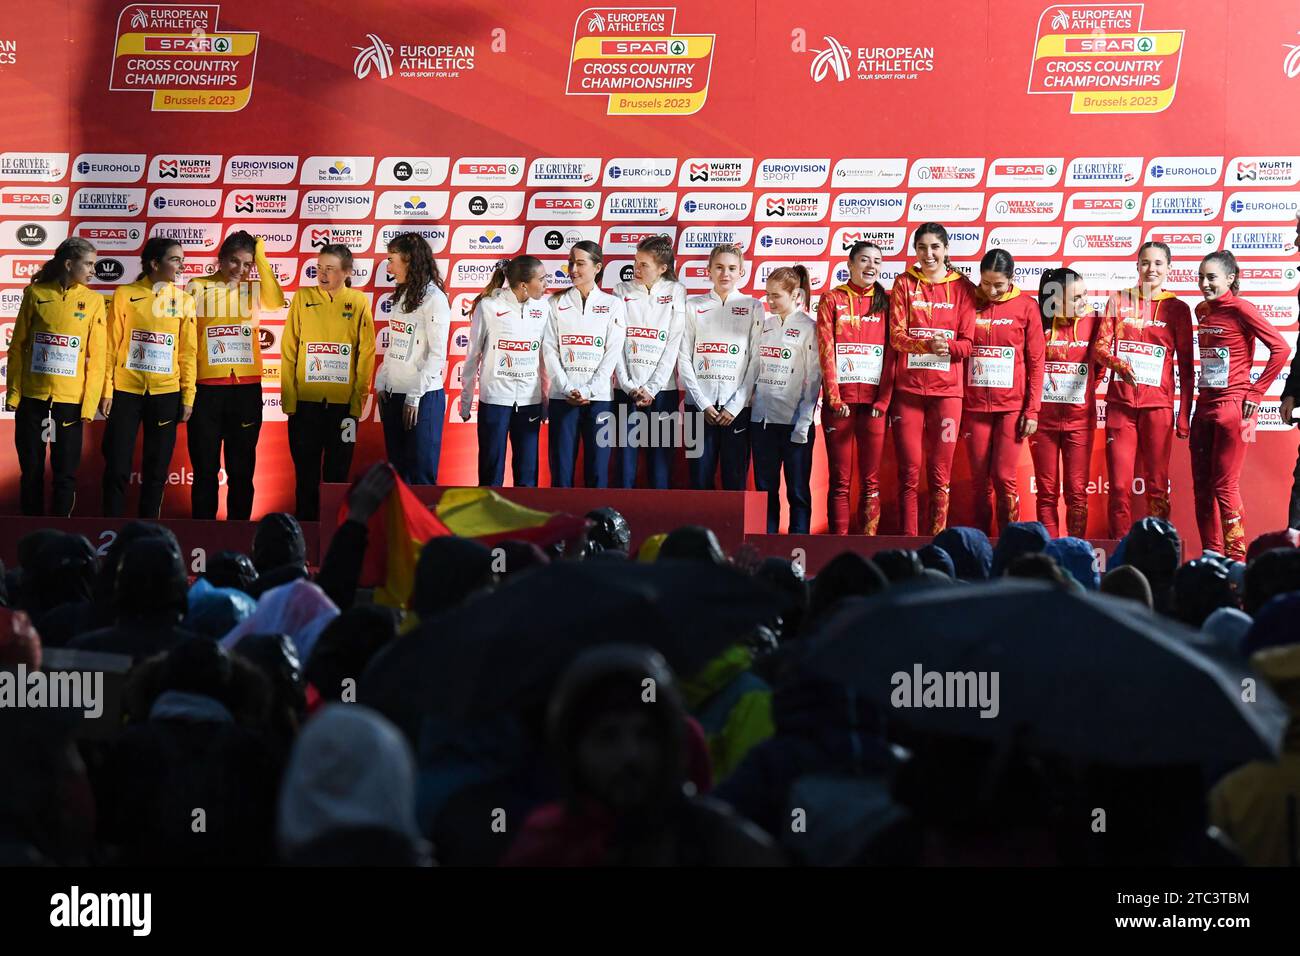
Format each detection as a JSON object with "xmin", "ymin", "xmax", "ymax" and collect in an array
[{"xmin": 1, "ymin": 0, "xmax": 1298, "ymax": 542}]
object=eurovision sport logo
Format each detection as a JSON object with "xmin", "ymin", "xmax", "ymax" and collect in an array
[
  {"xmin": 1028, "ymin": 4, "xmax": 1184, "ymax": 114},
  {"xmin": 566, "ymin": 7, "xmax": 715, "ymax": 115},
  {"xmin": 109, "ymin": 4, "xmax": 259, "ymax": 112}
]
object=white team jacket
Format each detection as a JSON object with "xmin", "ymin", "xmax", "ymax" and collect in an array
[
  {"xmin": 613, "ymin": 277, "xmax": 686, "ymax": 396},
  {"xmin": 678, "ymin": 288, "xmax": 763, "ymax": 416},
  {"xmin": 542, "ymin": 286, "xmax": 626, "ymax": 402},
  {"xmin": 750, "ymin": 309, "xmax": 822, "ymax": 442},
  {"xmin": 373, "ymin": 282, "xmax": 451, "ymax": 407},
  {"xmin": 459, "ymin": 286, "xmax": 549, "ymax": 413}
]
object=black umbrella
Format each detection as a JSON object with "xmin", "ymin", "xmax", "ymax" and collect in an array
[
  {"xmin": 802, "ymin": 580, "xmax": 1286, "ymax": 768},
  {"xmin": 359, "ymin": 559, "xmax": 783, "ymax": 721}
]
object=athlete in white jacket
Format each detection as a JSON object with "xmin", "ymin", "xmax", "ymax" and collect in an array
[
  {"xmin": 459, "ymin": 255, "xmax": 550, "ymax": 486},
  {"xmin": 613, "ymin": 235, "xmax": 686, "ymax": 489},
  {"xmin": 543, "ymin": 242, "xmax": 626, "ymax": 487},
  {"xmin": 678, "ymin": 244, "xmax": 762, "ymax": 490},
  {"xmin": 752, "ymin": 266, "xmax": 822, "ymax": 533},
  {"xmin": 376, "ymin": 235, "xmax": 452, "ymax": 484}
]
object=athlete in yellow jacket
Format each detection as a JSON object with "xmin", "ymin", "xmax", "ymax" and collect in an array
[
  {"xmin": 5, "ymin": 238, "xmax": 106, "ymax": 516},
  {"xmin": 100, "ymin": 237, "xmax": 198, "ymax": 518},
  {"xmin": 280, "ymin": 244, "xmax": 376, "ymax": 519},
  {"xmin": 186, "ymin": 231, "xmax": 285, "ymax": 519}
]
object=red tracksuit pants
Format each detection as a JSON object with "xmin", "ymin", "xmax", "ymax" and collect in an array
[
  {"xmin": 962, "ymin": 410, "xmax": 1022, "ymax": 536},
  {"xmin": 1029, "ymin": 425, "xmax": 1093, "ymax": 537},
  {"xmin": 824, "ymin": 404, "xmax": 888, "ymax": 535},
  {"xmin": 1189, "ymin": 399, "xmax": 1249, "ymax": 561},
  {"xmin": 891, "ymin": 391, "xmax": 962, "ymax": 536},
  {"xmin": 1105, "ymin": 402, "xmax": 1174, "ymax": 539}
]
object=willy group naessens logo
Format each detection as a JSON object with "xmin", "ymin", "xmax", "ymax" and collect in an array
[{"xmin": 566, "ymin": 7, "xmax": 715, "ymax": 115}]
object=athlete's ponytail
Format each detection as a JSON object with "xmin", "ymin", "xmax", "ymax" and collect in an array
[
  {"xmin": 32, "ymin": 237, "xmax": 95, "ymax": 285},
  {"xmin": 980, "ymin": 247, "xmax": 1015, "ymax": 280},
  {"xmin": 1038, "ymin": 267, "xmax": 1083, "ymax": 329},
  {"xmin": 768, "ymin": 265, "xmax": 812, "ymax": 313},
  {"xmin": 1200, "ymin": 250, "xmax": 1241, "ymax": 293},
  {"xmin": 471, "ymin": 255, "xmax": 544, "ymax": 314}
]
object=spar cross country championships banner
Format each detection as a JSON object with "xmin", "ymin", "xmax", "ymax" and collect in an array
[{"xmin": 1, "ymin": 0, "xmax": 1299, "ymax": 538}]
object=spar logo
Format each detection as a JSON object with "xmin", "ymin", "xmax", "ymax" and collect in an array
[
  {"xmin": 529, "ymin": 192, "xmax": 600, "ymax": 221},
  {"xmin": 987, "ymin": 158, "xmax": 1063, "ymax": 187},
  {"xmin": 759, "ymin": 345, "xmax": 792, "ymax": 360},
  {"xmin": 352, "ymin": 33, "xmax": 475, "ymax": 80},
  {"xmin": 1066, "ymin": 192, "xmax": 1140, "ymax": 222},
  {"xmin": 697, "ymin": 342, "xmax": 740, "ymax": 355},
  {"xmin": 1028, "ymin": 4, "xmax": 1184, "ymax": 114},
  {"xmin": 451, "ymin": 159, "xmax": 524, "ymax": 187},
  {"xmin": 567, "ymin": 7, "xmax": 715, "ymax": 115},
  {"xmin": 1147, "ymin": 228, "xmax": 1220, "ymax": 255},
  {"xmin": 801, "ymin": 32, "xmax": 936, "ymax": 82}
]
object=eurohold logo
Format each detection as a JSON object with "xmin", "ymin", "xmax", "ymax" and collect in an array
[{"xmin": 353, "ymin": 34, "xmax": 475, "ymax": 80}]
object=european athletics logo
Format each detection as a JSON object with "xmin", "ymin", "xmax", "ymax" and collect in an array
[
  {"xmin": 809, "ymin": 36, "xmax": 851, "ymax": 82},
  {"xmin": 353, "ymin": 34, "xmax": 395, "ymax": 79}
]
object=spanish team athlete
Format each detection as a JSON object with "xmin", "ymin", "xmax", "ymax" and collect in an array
[
  {"xmin": 613, "ymin": 235, "xmax": 686, "ymax": 489},
  {"xmin": 816, "ymin": 241, "xmax": 895, "ymax": 535},
  {"xmin": 374, "ymin": 232, "xmax": 452, "ymax": 485},
  {"xmin": 543, "ymin": 241, "xmax": 626, "ymax": 488},
  {"xmin": 186, "ymin": 230, "xmax": 285, "ymax": 520},
  {"xmin": 1190, "ymin": 250, "xmax": 1289, "ymax": 561},
  {"xmin": 101, "ymin": 237, "xmax": 197, "ymax": 518},
  {"xmin": 1094, "ymin": 241, "xmax": 1194, "ymax": 539},
  {"xmin": 888, "ymin": 222, "xmax": 977, "ymax": 535},
  {"xmin": 961, "ymin": 249, "xmax": 1045, "ymax": 536},
  {"xmin": 279, "ymin": 244, "xmax": 376, "ymax": 521},
  {"xmin": 5, "ymin": 238, "xmax": 106, "ymax": 516},
  {"xmin": 1028, "ymin": 268, "xmax": 1101, "ymax": 538},
  {"xmin": 751, "ymin": 265, "xmax": 821, "ymax": 534},
  {"xmin": 460, "ymin": 255, "xmax": 550, "ymax": 487},
  {"xmin": 678, "ymin": 243, "xmax": 763, "ymax": 490}
]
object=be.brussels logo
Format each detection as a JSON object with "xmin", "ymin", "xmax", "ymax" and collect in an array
[{"xmin": 405, "ymin": 196, "xmax": 427, "ymax": 212}]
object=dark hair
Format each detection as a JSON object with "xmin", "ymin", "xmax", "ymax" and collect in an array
[
  {"xmin": 980, "ymin": 248, "xmax": 1016, "ymax": 279},
  {"xmin": 635, "ymin": 235, "xmax": 677, "ymax": 282},
  {"xmin": 388, "ymin": 232, "xmax": 444, "ymax": 312},
  {"xmin": 471, "ymin": 255, "xmax": 544, "ymax": 313},
  {"xmin": 912, "ymin": 222, "xmax": 953, "ymax": 273},
  {"xmin": 316, "ymin": 244, "xmax": 354, "ymax": 288},
  {"xmin": 218, "ymin": 229, "xmax": 257, "ymax": 261},
  {"xmin": 767, "ymin": 265, "xmax": 811, "ymax": 312},
  {"xmin": 560, "ymin": 240, "xmax": 605, "ymax": 295},
  {"xmin": 1136, "ymin": 241, "xmax": 1172, "ymax": 266},
  {"xmin": 845, "ymin": 241, "xmax": 889, "ymax": 315},
  {"xmin": 32, "ymin": 237, "xmax": 95, "ymax": 285},
  {"xmin": 1200, "ymin": 250, "xmax": 1241, "ymax": 293},
  {"xmin": 138, "ymin": 237, "xmax": 182, "ymax": 281},
  {"xmin": 1037, "ymin": 267, "xmax": 1084, "ymax": 328}
]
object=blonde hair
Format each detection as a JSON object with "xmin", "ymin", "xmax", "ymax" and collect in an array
[{"xmin": 708, "ymin": 243, "xmax": 745, "ymax": 267}]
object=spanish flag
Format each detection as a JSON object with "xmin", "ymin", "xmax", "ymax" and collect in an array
[{"xmin": 346, "ymin": 467, "xmax": 588, "ymax": 608}]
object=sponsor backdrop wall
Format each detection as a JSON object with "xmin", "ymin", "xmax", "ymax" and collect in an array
[{"xmin": 1, "ymin": 0, "xmax": 1299, "ymax": 539}]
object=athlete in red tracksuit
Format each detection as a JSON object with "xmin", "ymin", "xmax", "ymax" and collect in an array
[
  {"xmin": 1093, "ymin": 243, "xmax": 1195, "ymax": 539},
  {"xmin": 1028, "ymin": 268, "xmax": 1101, "ymax": 538},
  {"xmin": 961, "ymin": 250, "xmax": 1044, "ymax": 536},
  {"xmin": 1190, "ymin": 252, "xmax": 1289, "ymax": 561},
  {"xmin": 888, "ymin": 224, "xmax": 977, "ymax": 536},
  {"xmin": 816, "ymin": 242, "xmax": 895, "ymax": 534}
]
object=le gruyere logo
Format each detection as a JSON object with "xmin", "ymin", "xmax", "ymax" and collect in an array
[
  {"xmin": 110, "ymin": 4, "xmax": 258, "ymax": 112},
  {"xmin": 1028, "ymin": 4, "xmax": 1183, "ymax": 114},
  {"xmin": 566, "ymin": 7, "xmax": 715, "ymax": 115}
]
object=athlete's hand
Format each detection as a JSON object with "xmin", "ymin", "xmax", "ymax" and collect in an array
[
  {"xmin": 99, "ymin": 396, "xmax": 113, "ymax": 418},
  {"xmin": 1243, "ymin": 400, "xmax": 1259, "ymax": 420},
  {"xmin": 870, "ymin": 407, "xmax": 884, "ymax": 419},
  {"xmin": 459, "ymin": 400, "xmax": 472, "ymax": 422},
  {"xmin": 834, "ymin": 403, "xmax": 851, "ymax": 419},
  {"xmin": 347, "ymin": 461, "xmax": 396, "ymax": 525},
  {"xmin": 567, "ymin": 388, "xmax": 588, "ymax": 406},
  {"xmin": 1018, "ymin": 415, "xmax": 1038, "ymax": 440},
  {"xmin": 181, "ymin": 404, "xmax": 193, "ymax": 423},
  {"xmin": 1282, "ymin": 396, "xmax": 1297, "ymax": 427},
  {"xmin": 1175, "ymin": 419, "xmax": 1191, "ymax": 440},
  {"xmin": 1119, "ymin": 367, "xmax": 1138, "ymax": 387},
  {"xmin": 702, "ymin": 405, "xmax": 720, "ymax": 426},
  {"xmin": 930, "ymin": 335, "xmax": 950, "ymax": 357},
  {"xmin": 716, "ymin": 409, "xmax": 736, "ymax": 427},
  {"xmin": 403, "ymin": 403, "xmax": 418, "ymax": 430}
]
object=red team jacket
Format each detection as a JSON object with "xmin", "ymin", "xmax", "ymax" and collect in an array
[
  {"xmin": 1095, "ymin": 288, "xmax": 1195, "ymax": 430},
  {"xmin": 963, "ymin": 286, "xmax": 1045, "ymax": 417},
  {"xmin": 1038, "ymin": 312, "xmax": 1103, "ymax": 432},
  {"xmin": 1192, "ymin": 291, "xmax": 1289, "ymax": 406},
  {"xmin": 815, "ymin": 281, "xmax": 895, "ymax": 413},
  {"xmin": 888, "ymin": 267, "xmax": 977, "ymax": 398}
]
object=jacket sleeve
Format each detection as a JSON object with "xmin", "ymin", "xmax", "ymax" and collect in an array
[
  {"xmin": 1240, "ymin": 299, "xmax": 1289, "ymax": 404},
  {"xmin": 81, "ymin": 295, "xmax": 108, "ymax": 420},
  {"xmin": 889, "ymin": 279, "xmax": 927, "ymax": 355},
  {"xmin": 1172, "ymin": 301, "xmax": 1196, "ymax": 427},
  {"xmin": 541, "ymin": 300, "xmax": 571, "ymax": 397},
  {"xmin": 580, "ymin": 298, "xmax": 625, "ymax": 400},
  {"xmin": 874, "ymin": 342, "xmax": 897, "ymax": 414},
  {"xmin": 254, "ymin": 237, "xmax": 286, "ymax": 312},
  {"xmin": 1023, "ymin": 303, "xmax": 1045, "ymax": 418},
  {"xmin": 1093, "ymin": 294, "xmax": 1130, "ymax": 376},
  {"xmin": 946, "ymin": 282, "xmax": 975, "ymax": 360},
  {"xmin": 647, "ymin": 286, "xmax": 686, "ymax": 396},
  {"xmin": 677, "ymin": 306, "xmax": 707, "ymax": 411},
  {"xmin": 613, "ymin": 293, "xmax": 634, "ymax": 395},
  {"xmin": 410, "ymin": 288, "xmax": 451, "ymax": 406},
  {"xmin": 5, "ymin": 286, "xmax": 32, "ymax": 407},
  {"xmin": 791, "ymin": 331, "xmax": 822, "ymax": 442},
  {"xmin": 815, "ymin": 292, "xmax": 841, "ymax": 409},
  {"xmin": 103, "ymin": 289, "xmax": 127, "ymax": 401},
  {"xmin": 280, "ymin": 293, "xmax": 301, "ymax": 414},
  {"xmin": 351, "ymin": 297, "xmax": 377, "ymax": 418},
  {"xmin": 314, "ymin": 519, "xmax": 368, "ymax": 611},
  {"xmin": 723, "ymin": 308, "xmax": 762, "ymax": 417},
  {"xmin": 459, "ymin": 299, "xmax": 487, "ymax": 417},
  {"xmin": 179, "ymin": 292, "xmax": 198, "ymax": 407}
]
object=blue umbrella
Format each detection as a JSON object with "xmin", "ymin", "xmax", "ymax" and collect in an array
[{"xmin": 803, "ymin": 580, "xmax": 1286, "ymax": 768}]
